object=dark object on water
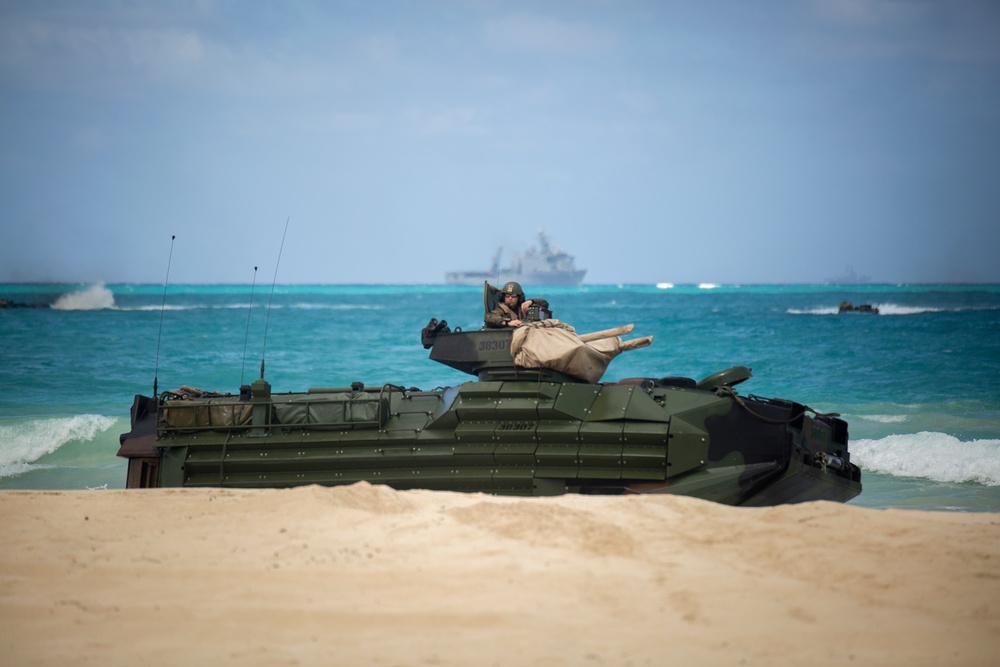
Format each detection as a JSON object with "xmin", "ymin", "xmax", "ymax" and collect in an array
[
  {"xmin": 118, "ymin": 309, "xmax": 861, "ymax": 505},
  {"xmin": 838, "ymin": 301, "xmax": 879, "ymax": 314},
  {"xmin": 0, "ymin": 298, "xmax": 48, "ymax": 309}
]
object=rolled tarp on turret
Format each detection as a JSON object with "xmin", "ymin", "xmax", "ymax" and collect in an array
[{"xmin": 509, "ymin": 320, "xmax": 652, "ymax": 383}]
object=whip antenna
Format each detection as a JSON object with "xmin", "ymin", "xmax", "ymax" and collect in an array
[
  {"xmin": 153, "ymin": 234, "xmax": 176, "ymax": 397},
  {"xmin": 260, "ymin": 217, "xmax": 290, "ymax": 379},
  {"xmin": 240, "ymin": 265, "xmax": 258, "ymax": 386}
]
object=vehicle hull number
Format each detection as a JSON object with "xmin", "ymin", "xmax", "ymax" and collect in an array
[{"xmin": 478, "ymin": 338, "xmax": 510, "ymax": 352}]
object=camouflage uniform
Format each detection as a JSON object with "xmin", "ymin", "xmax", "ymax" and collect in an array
[{"xmin": 484, "ymin": 297, "xmax": 549, "ymax": 328}]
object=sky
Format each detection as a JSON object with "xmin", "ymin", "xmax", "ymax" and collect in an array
[{"xmin": 1, "ymin": 0, "xmax": 998, "ymax": 285}]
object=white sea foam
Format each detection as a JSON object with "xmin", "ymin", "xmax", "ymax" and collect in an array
[
  {"xmin": 697, "ymin": 283, "xmax": 719, "ymax": 290},
  {"xmin": 50, "ymin": 283, "xmax": 116, "ymax": 310},
  {"xmin": 656, "ymin": 282, "xmax": 674, "ymax": 290},
  {"xmin": 852, "ymin": 432, "xmax": 1000, "ymax": 486},
  {"xmin": 0, "ymin": 415, "xmax": 118, "ymax": 478},
  {"xmin": 788, "ymin": 303, "xmax": 956, "ymax": 316},
  {"xmin": 857, "ymin": 414, "xmax": 909, "ymax": 424},
  {"xmin": 874, "ymin": 304, "xmax": 945, "ymax": 316},
  {"xmin": 786, "ymin": 307, "xmax": 840, "ymax": 315}
]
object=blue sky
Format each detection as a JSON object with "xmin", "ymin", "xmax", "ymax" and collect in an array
[{"xmin": 2, "ymin": 0, "xmax": 998, "ymax": 284}]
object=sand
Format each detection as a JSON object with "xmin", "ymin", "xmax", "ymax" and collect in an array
[{"xmin": 1, "ymin": 483, "xmax": 998, "ymax": 666}]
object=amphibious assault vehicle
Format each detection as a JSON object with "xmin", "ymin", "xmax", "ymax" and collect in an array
[
  {"xmin": 838, "ymin": 301, "xmax": 880, "ymax": 315},
  {"xmin": 118, "ymin": 302, "xmax": 861, "ymax": 505}
]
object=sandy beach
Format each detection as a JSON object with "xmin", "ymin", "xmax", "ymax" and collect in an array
[{"xmin": 1, "ymin": 483, "xmax": 998, "ymax": 666}]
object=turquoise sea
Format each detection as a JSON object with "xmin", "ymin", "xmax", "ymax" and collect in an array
[{"xmin": 2, "ymin": 282, "xmax": 999, "ymax": 512}]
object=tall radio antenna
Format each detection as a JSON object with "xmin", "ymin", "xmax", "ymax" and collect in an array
[
  {"xmin": 260, "ymin": 217, "xmax": 290, "ymax": 379},
  {"xmin": 153, "ymin": 234, "xmax": 176, "ymax": 397},
  {"xmin": 240, "ymin": 265, "xmax": 258, "ymax": 386}
]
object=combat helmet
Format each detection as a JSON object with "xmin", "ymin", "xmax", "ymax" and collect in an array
[{"xmin": 500, "ymin": 281, "xmax": 524, "ymax": 298}]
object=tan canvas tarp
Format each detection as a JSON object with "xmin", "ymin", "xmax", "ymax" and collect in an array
[{"xmin": 510, "ymin": 320, "xmax": 652, "ymax": 383}]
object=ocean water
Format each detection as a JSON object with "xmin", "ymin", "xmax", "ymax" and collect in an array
[{"xmin": 2, "ymin": 282, "xmax": 999, "ymax": 512}]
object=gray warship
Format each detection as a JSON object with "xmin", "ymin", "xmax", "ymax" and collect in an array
[{"xmin": 445, "ymin": 230, "xmax": 586, "ymax": 286}]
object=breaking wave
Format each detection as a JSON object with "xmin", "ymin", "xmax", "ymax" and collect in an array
[
  {"xmin": 0, "ymin": 415, "xmax": 118, "ymax": 479},
  {"xmin": 784, "ymin": 303, "xmax": 989, "ymax": 316},
  {"xmin": 851, "ymin": 432, "xmax": 1000, "ymax": 486},
  {"xmin": 50, "ymin": 283, "xmax": 116, "ymax": 310},
  {"xmin": 875, "ymin": 304, "xmax": 946, "ymax": 316}
]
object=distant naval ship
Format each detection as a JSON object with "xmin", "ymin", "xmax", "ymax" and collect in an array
[
  {"xmin": 825, "ymin": 266, "xmax": 871, "ymax": 284},
  {"xmin": 445, "ymin": 231, "xmax": 586, "ymax": 286}
]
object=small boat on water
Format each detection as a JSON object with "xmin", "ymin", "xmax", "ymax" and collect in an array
[
  {"xmin": 118, "ymin": 295, "xmax": 861, "ymax": 505},
  {"xmin": 838, "ymin": 301, "xmax": 880, "ymax": 314}
]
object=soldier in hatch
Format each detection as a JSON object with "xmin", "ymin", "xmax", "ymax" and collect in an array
[{"xmin": 484, "ymin": 281, "xmax": 550, "ymax": 328}]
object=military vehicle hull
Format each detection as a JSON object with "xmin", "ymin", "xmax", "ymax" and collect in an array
[{"xmin": 118, "ymin": 327, "xmax": 861, "ymax": 505}]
